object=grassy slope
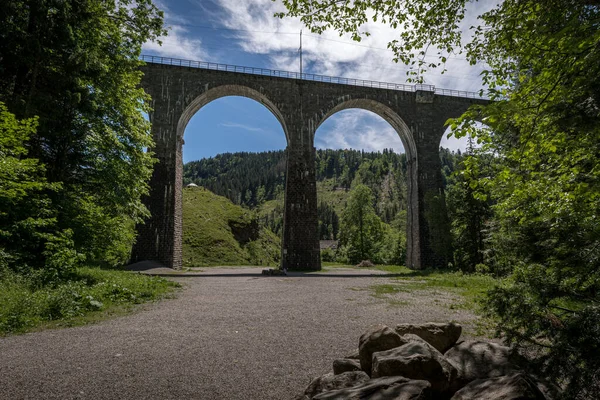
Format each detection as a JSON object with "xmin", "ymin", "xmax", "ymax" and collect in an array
[
  {"xmin": 257, "ymin": 179, "xmax": 351, "ymax": 221},
  {"xmin": 183, "ymin": 186, "xmax": 280, "ymax": 267},
  {"xmin": 316, "ymin": 179, "xmax": 350, "ymax": 215}
]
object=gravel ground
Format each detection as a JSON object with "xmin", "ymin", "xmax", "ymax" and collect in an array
[{"xmin": 0, "ymin": 267, "xmax": 480, "ymax": 400}]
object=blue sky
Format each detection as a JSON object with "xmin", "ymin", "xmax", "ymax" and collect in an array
[{"xmin": 142, "ymin": 0, "xmax": 491, "ymax": 163}]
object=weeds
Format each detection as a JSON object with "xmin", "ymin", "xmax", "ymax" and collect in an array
[{"xmin": 0, "ymin": 266, "xmax": 179, "ymax": 335}]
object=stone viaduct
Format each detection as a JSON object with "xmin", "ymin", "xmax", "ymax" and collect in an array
[{"xmin": 130, "ymin": 56, "xmax": 487, "ymax": 271}]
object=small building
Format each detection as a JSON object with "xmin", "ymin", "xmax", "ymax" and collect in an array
[{"xmin": 320, "ymin": 240, "xmax": 339, "ymax": 251}]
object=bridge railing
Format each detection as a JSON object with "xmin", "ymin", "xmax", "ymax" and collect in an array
[
  {"xmin": 139, "ymin": 55, "xmax": 485, "ymax": 99},
  {"xmin": 434, "ymin": 88, "xmax": 483, "ymax": 99}
]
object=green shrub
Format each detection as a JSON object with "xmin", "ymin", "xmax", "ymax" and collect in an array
[
  {"xmin": 320, "ymin": 248, "xmax": 336, "ymax": 262},
  {"xmin": 0, "ymin": 267, "xmax": 178, "ymax": 336}
]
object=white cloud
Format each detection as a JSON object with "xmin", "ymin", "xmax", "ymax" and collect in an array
[
  {"xmin": 220, "ymin": 122, "xmax": 264, "ymax": 132},
  {"xmin": 315, "ymin": 110, "xmax": 405, "ymax": 153},
  {"xmin": 143, "ymin": 25, "xmax": 206, "ymax": 59},
  {"xmin": 142, "ymin": 1, "xmax": 207, "ymax": 60},
  {"xmin": 215, "ymin": 0, "xmax": 493, "ymax": 91}
]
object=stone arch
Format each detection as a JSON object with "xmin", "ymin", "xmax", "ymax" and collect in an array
[
  {"xmin": 313, "ymin": 99, "xmax": 421, "ymax": 268},
  {"xmin": 176, "ymin": 84, "xmax": 290, "ymax": 146},
  {"xmin": 169, "ymin": 85, "xmax": 289, "ymax": 270}
]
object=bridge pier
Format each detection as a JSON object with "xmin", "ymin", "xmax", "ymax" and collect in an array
[
  {"xmin": 131, "ymin": 102, "xmax": 183, "ymax": 269},
  {"xmin": 281, "ymin": 146, "xmax": 321, "ymax": 271},
  {"xmin": 413, "ymin": 141, "xmax": 452, "ymax": 269}
]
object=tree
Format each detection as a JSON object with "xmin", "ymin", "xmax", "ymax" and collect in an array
[
  {"xmin": 0, "ymin": 102, "xmax": 79, "ymax": 280},
  {"xmin": 278, "ymin": 0, "xmax": 600, "ymax": 396},
  {"xmin": 0, "ymin": 0, "xmax": 165, "ymax": 267},
  {"xmin": 445, "ymin": 141, "xmax": 492, "ymax": 273},
  {"xmin": 340, "ymin": 184, "xmax": 383, "ymax": 263}
]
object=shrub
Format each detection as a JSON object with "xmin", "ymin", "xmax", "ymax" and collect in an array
[{"xmin": 320, "ymin": 248, "xmax": 336, "ymax": 262}]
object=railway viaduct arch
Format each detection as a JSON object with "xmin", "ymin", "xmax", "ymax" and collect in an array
[{"xmin": 130, "ymin": 56, "xmax": 487, "ymax": 271}]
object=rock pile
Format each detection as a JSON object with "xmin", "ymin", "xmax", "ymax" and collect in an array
[
  {"xmin": 296, "ymin": 323, "xmax": 557, "ymax": 400},
  {"xmin": 261, "ymin": 268, "xmax": 287, "ymax": 276}
]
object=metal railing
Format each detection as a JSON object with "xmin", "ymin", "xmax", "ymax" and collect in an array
[
  {"xmin": 435, "ymin": 88, "xmax": 483, "ymax": 99},
  {"xmin": 140, "ymin": 55, "xmax": 485, "ymax": 99}
]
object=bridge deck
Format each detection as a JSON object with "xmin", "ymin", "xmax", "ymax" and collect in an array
[{"xmin": 140, "ymin": 55, "xmax": 485, "ymax": 100}]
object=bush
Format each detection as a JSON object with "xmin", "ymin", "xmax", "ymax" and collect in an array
[
  {"xmin": 334, "ymin": 245, "xmax": 350, "ymax": 264},
  {"xmin": 0, "ymin": 102, "xmax": 81, "ymax": 282},
  {"xmin": 320, "ymin": 248, "xmax": 336, "ymax": 262},
  {"xmin": 0, "ymin": 267, "xmax": 178, "ymax": 335}
]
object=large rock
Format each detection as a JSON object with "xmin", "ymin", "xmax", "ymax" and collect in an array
[
  {"xmin": 401, "ymin": 333, "xmax": 430, "ymax": 345},
  {"xmin": 451, "ymin": 373, "xmax": 548, "ymax": 400},
  {"xmin": 445, "ymin": 340, "xmax": 520, "ymax": 383},
  {"xmin": 359, "ymin": 325, "xmax": 407, "ymax": 375},
  {"xmin": 333, "ymin": 358, "xmax": 362, "ymax": 375},
  {"xmin": 395, "ymin": 322, "xmax": 462, "ymax": 353},
  {"xmin": 300, "ymin": 371, "xmax": 370, "ymax": 399},
  {"xmin": 313, "ymin": 376, "xmax": 432, "ymax": 400},
  {"xmin": 345, "ymin": 349, "xmax": 360, "ymax": 360},
  {"xmin": 372, "ymin": 341, "xmax": 458, "ymax": 394}
]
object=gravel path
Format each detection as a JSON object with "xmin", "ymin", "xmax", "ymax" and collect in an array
[{"xmin": 0, "ymin": 267, "xmax": 479, "ymax": 400}]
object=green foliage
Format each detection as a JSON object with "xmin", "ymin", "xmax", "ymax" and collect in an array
[
  {"xmin": 340, "ymin": 184, "xmax": 384, "ymax": 263},
  {"xmin": 458, "ymin": 3, "xmax": 600, "ymax": 396},
  {"xmin": 377, "ymin": 223, "xmax": 406, "ymax": 266},
  {"xmin": 320, "ymin": 248, "xmax": 336, "ymax": 262},
  {"xmin": 0, "ymin": 0, "xmax": 165, "ymax": 268},
  {"xmin": 182, "ymin": 186, "xmax": 280, "ymax": 267},
  {"xmin": 279, "ymin": 0, "xmax": 600, "ymax": 395},
  {"xmin": 187, "ymin": 148, "xmax": 464, "ymax": 267},
  {"xmin": 186, "ymin": 149, "xmax": 410, "ymax": 244},
  {"xmin": 184, "ymin": 151, "xmax": 287, "ymax": 207},
  {"xmin": 0, "ymin": 102, "xmax": 81, "ymax": 281},
  {"xmin": 445, "ymin": 143, "xmax": 493, "ymax": 272},
  {"xmin": 0, "ymin": 266, "xmax": 178, "ymax": 335}
]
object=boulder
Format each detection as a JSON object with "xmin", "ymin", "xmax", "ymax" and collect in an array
[
  {"xmin": 372, "ymin": 341, "xmax": 458, "ymax": 394},
  {"xmin": 395, "ymin": 322, "xmax": 462, "ymax": 353},
  {"xmin": 313, "ymin": 376, "xmax": 432, "ymax": 400},
  {"xmin": 345, "ymin": 349, "xmax": 360, "ymax": 360},
  {"xmin": 359, "ymin": 325, "xmax": 407, "ymax": 375},
  {"xmin": 451, "ymin": 373, "xmax": 547, "ymax": 400},
  {"xmin": 301, "ymin": 371, "xmax": 370, "ymax": 399},
  {"xmin": 445, "ymin": 340, "xmax": 520, "ymax": 383},
  {"xmin": 401, "ymin": 333, "xmax": 430, "ymax": 345},
  {"xmin": 333, "ymin": 358, "xmax": 362, "ymax": 375}
]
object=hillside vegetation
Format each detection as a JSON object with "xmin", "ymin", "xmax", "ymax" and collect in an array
[
  {"xmin": 182, "ymin": 187, "xmax": 280, "ymax": 267},
  {"xmin": 184, "ymin": 148, "xmax": 463, "ymax": 266}
]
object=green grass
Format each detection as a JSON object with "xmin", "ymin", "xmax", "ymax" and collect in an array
[
  {"xmin": 257, "ymin": 198, "xmax": 283, "ymax": 218},
  {"xmin": 316, "ymin": 179, "xmax": 351, "ymax": 215},
  {"xmin": 321, "ymin": 263, "xmax": 498, "ymax": 311},
  {"xmin": 256, "ymin": 179, "xmax": 350, "ymax": 224},
  {"xmin": 0, "ymin": 267, "xmax": 180, "ymax": 336},
  {"xmin": 183, "ymin": 186, "xmax": 280, "ymax": 267}
]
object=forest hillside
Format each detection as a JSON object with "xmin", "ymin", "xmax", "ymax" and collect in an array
[{"xmin": 183, "ymin": 148, "xmax": 462, "ymax": 265}]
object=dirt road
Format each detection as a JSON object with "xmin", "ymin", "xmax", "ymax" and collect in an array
[{"xmin": 0, "ymin": 267, "xmax": 478, "ymax": 399}]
